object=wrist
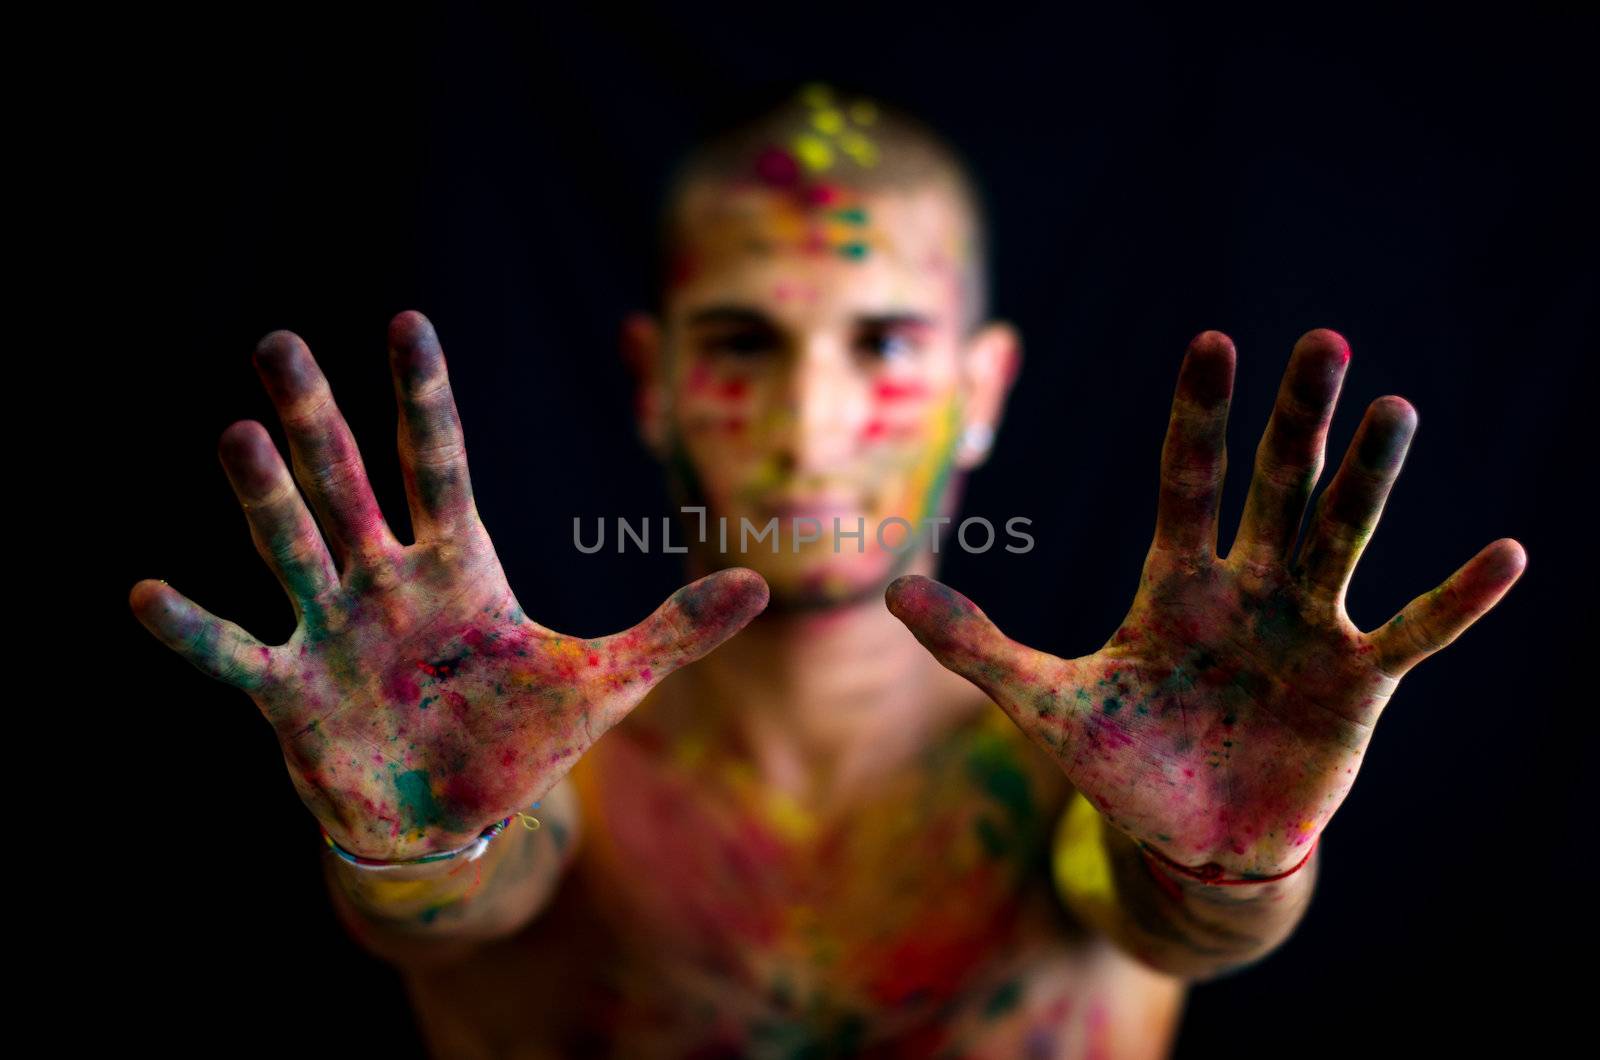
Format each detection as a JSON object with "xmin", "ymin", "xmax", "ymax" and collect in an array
[{"xmin": 1135, "ymin": 836, "xmax": 1319, "ymax": 888}]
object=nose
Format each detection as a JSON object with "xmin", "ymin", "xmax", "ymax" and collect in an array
[{"xmin": 768, "ymin": 337, "xmax": 869, "ymax": 477}]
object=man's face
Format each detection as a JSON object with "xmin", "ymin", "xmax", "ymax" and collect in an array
[{"xmin": 633, "ymin": 175, "xmax": 1013, "ymax": 609}]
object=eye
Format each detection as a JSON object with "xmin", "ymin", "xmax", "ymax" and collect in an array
[
  {"xmin": 701, "ymin": 328, "xmax": 779, "ymax": 359},
  {"xmin": 856, "ymin": 329, "xmax": 918, "ymax": 363}
]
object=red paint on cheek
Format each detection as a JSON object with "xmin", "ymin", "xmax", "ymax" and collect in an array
[
  {"xmin": 755, "ymin": 147, "xmax": 800, "ymax": 186},
  {"xmin": 873, "ymin": 380, "xmax": 930, "ymax": 402},
  {"xmin": 804, "ymin": 183, "xmax": 843, "ymax": 206},
  {"xmin": 717, "ymin": 378, "xmax": 749, "ymax": 400},
  {"xmin": 686, "ymin": 359, "xmax": 713, "ymax": 393},
  {"xmin": 862, "ymin": 419, "xmax": 888, "ymax": 441}
]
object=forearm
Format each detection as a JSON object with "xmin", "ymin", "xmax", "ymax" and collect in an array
[
  {"xmin": 323, "ymin": 774, "xmax": 582, "ymax": 971},
  {"xmin": 1051, "ymin": 790, "xmax": 1318, "ymax": 981}
]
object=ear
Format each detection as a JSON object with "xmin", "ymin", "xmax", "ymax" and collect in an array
[
  {"xmin": 954, "ymin": 320, "xmax": 1021, "ymax": 470},
  {"xmin": 620, "ymin": 311, "xmax": 668, "ymax": 459}
]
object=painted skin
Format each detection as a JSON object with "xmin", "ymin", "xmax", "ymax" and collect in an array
[
  {"xmin": 128, "ymin": 312, "xmax": 769, "ymax": 862},
  {"xmin": 886, "ymin": 329, "xmax": 1528, "ymax": 879},
  {"xmin": 390, "ymin": 146, "xmax": 1192, "ymax": 1055},
  {"xmin": 133, "ymin": 93, "xmax": 1525, "ymax": 1056}
]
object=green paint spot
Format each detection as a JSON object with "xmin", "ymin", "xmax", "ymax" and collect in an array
[
  {"xmin": 394, "ymin": 769, "xmax": 445, "ymax": 831},
  {"xmin": 984, "ymin": 978, "xmax": 1024, "ymax": 1018},
  {"xmin": 837, "ymin": 241, "xmax": 869, "ymax": 259},
  {"xmin": 965, "ymin": 732, "xmax": 1035, "ymax": 825},
  {"xmin": 419, "ymin": 696, "xmax": 435, "ymax": 711},
  {"xmin": 975, "ymin": 815, "xmax": 1007, "ymax": 856},
  {"xmin": 832, "ymin": 207, "xmax": 869, "ymax": 225},
  {"xmin": 1103, "ymin": 697, "xmax": 1122, "ymax": 714}
]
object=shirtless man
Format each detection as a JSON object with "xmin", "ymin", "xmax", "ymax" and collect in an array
[{"xmin": 128, "ymin": 86, "xmax": 1526, "ymax": 1057}]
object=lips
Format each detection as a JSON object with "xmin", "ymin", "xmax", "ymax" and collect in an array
[{"xmin": 758, "ymin": 496, "xmax": 862, "ymax": 523}]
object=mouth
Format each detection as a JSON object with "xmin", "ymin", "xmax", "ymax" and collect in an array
[{"xmin": 756, "ymin": 495, "xmax": 863, "ymax": 524}]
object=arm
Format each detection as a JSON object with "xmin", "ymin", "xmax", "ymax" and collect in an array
[
  {"xmin": 129, "ymin": 312, "xmax": 768, "ymax": 971},
  {"xmin": 323, "ymin": 773, "xmax": 582, "ymax": 972},
  {"xmin": 1051, "ymin": 789, "xmax": 1317, "ymax": 981},
  {"xmin": 889, "ymin": 329, "xmax": 1523, "ymax": 981}
]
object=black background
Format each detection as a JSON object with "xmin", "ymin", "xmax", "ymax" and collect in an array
[{"xmin": 93, "ymin": 3, "xmax": 1591, "ymax": 1055}]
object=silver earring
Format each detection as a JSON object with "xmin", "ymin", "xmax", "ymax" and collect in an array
[{"xmin": 961, "ymin": 423, "xmax": 994, "ymax": 458}]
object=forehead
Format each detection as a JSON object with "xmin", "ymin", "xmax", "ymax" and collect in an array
[{"xmin": 666, "ymin": 179, "xmax": 971, "ymax": 323}]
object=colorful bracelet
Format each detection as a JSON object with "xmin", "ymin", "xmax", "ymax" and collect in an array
[
  {"xmin": 1137, "ymin": 835, "xmax": 1319, "ymax": 886},
  {"xmin": 321, "ymin": 802, "xmax": 542, "ymax": 870}
]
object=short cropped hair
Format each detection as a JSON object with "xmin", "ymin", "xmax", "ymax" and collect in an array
[{"xmin": 655, "ymin": 83, "xmax": 992, "ymax": 334}]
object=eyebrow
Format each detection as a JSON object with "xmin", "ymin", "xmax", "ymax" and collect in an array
[{"xmin": 684, "ymin": 305, "xmax": 939, "ymax": 330}]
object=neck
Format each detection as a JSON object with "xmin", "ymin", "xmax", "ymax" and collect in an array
[{"xmin": 671, "ymin": 550, "xmax": 978, "ymax": 802}]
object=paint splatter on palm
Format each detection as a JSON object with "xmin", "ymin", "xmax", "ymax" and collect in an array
[
  {"xmin": 887, "ymin": 329, "xmax": 1526, "ymax": 878},
  {"xmin": 129, "ymin": 311, "xmax": 768, "ymax": 860}
]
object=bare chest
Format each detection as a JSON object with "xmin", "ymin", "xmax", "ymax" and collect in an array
[{"xmin": 567, "ymin": 709, "xmax": 1074, "ymax": 1028}]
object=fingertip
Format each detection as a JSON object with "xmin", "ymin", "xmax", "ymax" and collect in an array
[
  {"xmin": 128, "ymin": 578, "xmax": 186, "ymax": 636},
  {"xmin": 1372, "ymin": 394, "xmax": 1418, "ymax": 426},
  {"xmin": 217, "ymin": 418, "xmax": 270, "ymax": 456},
  {"xmin": 388, "ymin": 310, "xmax": 438, "ymax": 353},
  {"xmin": 1489, "ymin": 538, "xmax": 1528, "ymax": 580},
  {"xmin": 1181, "ymin": 331, "xmax": 1235, "ymax": 408},
  {"xmin": 883, "ymin": 573, "xmax": 930, "ymax": 614},
  {"xmin": 128, "ymin": 577, "xmax": 164, "ymax": 615},
  {"xmin": 1295, "ymin": 328, "xmax": 1352, "ymax": 367},
  {"xmin": 217, "ymin": 420, "xmax": 282, "ymax": 496},
  {"xmin": 251, "ymin": 329, "xmax": 320, "ymax": 402},
  {"xmin": 718, "ymin": 566, "xmax": 771, "ymax": 613},
  {"xmin": 675, "ymin": 567, "xmax": 771, "ymax": 635},
  {"xmin": 252, "ymin": 329, "xmax": 305, "ymax": 370}
]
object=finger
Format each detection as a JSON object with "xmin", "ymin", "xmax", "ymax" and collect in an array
[
  {"xmin": 128, "ymin": 579, "xmax": 275, "ymax": 691},
  {"xmin": 389, "ymin": 311, "xmax": 478, "ymax": 539},
  {"xmin": 1153, "ymin": 331, "xmax": 1235, "ymax": 556},
  {"xmin": 588, "ymin": 567, "xmax": 770, "ymax": 730},
  {"xmin": 1368, "ymin": 539, "xmax": 1527, "ymax": 678},
  {"xmin": 1295, "ymin": 396, "xmax": 1417, "ymax": 606},
  {"xmin": 252, "ymin": 329, "xmax": 400, "ymax": 567},
  {"xmin": 885, "ymin": 574, "xmax": 1075, "ymax": 749},
  {"xmin": 1229, "ymin": 329, "xmax": 1351, "ymax": 570},
  {"xmin": 218, "ymin": 420, "xmax": 339, "ymax": 612}
]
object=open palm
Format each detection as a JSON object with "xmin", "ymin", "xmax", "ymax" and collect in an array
[
  {"xmin": 888, "ymin": 329, "xmax": 1525, "ymax": 877},
  {"xmin": 131, "ymin": 312, "xmax": 767, "ymax": 860}
]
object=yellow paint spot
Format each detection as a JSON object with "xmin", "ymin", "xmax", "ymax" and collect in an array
[
  {"xmin": 811, "ymin": 107, "xmax": 844, "ymax": 135},
  {"xmin": 672, "ymin": 730, "xmax": 708, "ymax": 770},
  {"xmin": 765, "ymin": 788, "xmax": 818, "ymax": 842},
  {"xmin": 365, "ymin": 878, "xmax": 435, "ymax": 903},
  {"xmin": 839, "ymin": 131, "xmax": 878, "ymax": 167},
  {"xmin": 1052, "ymin": 790, "xmax": 1116, "ymax": 903},
  {"xmin": 793, "ymin": 133, "xmax": 833, "ymax": 171}
]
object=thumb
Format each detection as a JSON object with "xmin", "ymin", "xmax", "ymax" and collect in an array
[
  {"xmin": 600, "ymin": 567, "xmax": 770, "ymax": 690},
  {"xmin": 886, "ymin": 574, "xmax": 1067, "ymax": 741}
]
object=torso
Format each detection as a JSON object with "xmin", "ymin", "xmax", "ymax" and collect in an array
[{"xmin": 400, "ymin": 690, "xmax": 1187, "ymax": 1058}]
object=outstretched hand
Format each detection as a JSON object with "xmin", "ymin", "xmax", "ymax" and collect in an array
[
  {"xmin": 888, "ymin": 329, "xmax": 1525, "ymax": 878},
  {"xmin": 130, "ymin": 311, "xmax": 768, "ymax": 860}
]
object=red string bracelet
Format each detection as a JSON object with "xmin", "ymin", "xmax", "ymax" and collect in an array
[{"xmin": 1137, "ymin": 836, "xmax": 1319, "ymax": 887}]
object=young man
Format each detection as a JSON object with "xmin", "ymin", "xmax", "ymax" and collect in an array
[{"xmin": 128, "ymin": 85, "xmax": 1526, "ymax": 1057}]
